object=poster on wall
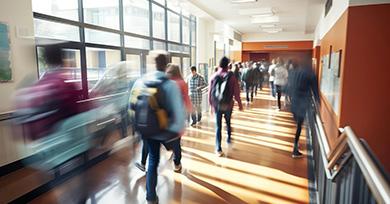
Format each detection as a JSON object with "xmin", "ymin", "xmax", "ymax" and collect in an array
[
  {"xmin": 320, "ymin": 52, "xmax": 341, "ymax": 115},
  {"xmin": 0, "ymin": 22, "xmax": 12, "ymax": 82},
  {"xmin": 331, "ymin": 50, "xmax": 342, "ymax": 77}
]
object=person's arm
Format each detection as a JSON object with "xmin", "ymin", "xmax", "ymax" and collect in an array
[
  {"xmin": 232, "ymin": 76, "xmax": 243, "ymax": 110},
  {"xmin": 165, "ymin": 82, "xmax": 185, "ymax": 134}
]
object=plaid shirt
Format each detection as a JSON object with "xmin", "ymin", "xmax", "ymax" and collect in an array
[{"xmin": 187, "ymin": 74, "xmax": 207, "ymax": 105}]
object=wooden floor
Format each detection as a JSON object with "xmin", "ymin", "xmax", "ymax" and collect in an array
[{"xmin": 30, "ymin": 88, "xmax": 309, "ymax": 204}]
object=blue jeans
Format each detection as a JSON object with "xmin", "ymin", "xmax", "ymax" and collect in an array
[
  {"xmin": 215, "ymin": 109, "xmax": 232, "ymax": 152},
  {"xmin": 164, "ymin": 138, "xmax": 182, "ymax": 165},
  {"xmin": 145, "ymin": 139, "xmax": 161, "ymax": 201}
]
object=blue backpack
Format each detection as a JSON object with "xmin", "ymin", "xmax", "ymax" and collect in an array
[{"xmin": 130, "ymin": 77, "xmax": 169, "ymax": 139}]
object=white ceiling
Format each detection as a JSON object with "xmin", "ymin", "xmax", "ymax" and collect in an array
[{"xmin": 188, "ymin": 0, "xmax": 325, "ymax": 35}]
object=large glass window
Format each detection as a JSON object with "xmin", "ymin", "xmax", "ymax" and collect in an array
[
  {"xmin": 182, "ymin": 57, "xmax": 190, "ymax": 78},
  {"xmin": 125, "ymin": 36, "xmax": 150, "ymax": 50},
  {"xmin": 191, "ymin": 20, "xmax": 196, "ymax": 46},
  {"xmin": 168, "ymin": 11, "xmax": 180, "ymax": 42},
  {"xmin": 152, "ymin": 4, "xmax": 165, "ymax": 40},
  {"xmin": 32, "ymin": 0, "xmax": 79, "ymax": 21},
  {"xmin": 153, "ymin": 41, "xmax": 166, "ymax": 50},
  {"xmin": 182, "ymin": 18, "xmax": 190, "ymax": 45},
  {"xmin": 86, "ymin": 47, "xmax": 121, "ymax": 90},
  {"xmin": 168, "ymin": 43, "xmax": 182, "ymax": 53},
  {"xmin": 153, "ymin": 0, "xmax": 165, "ymax": 6},
  {"xmin": 83, "ymin": 0, "xmax": 119, "ymax": 29},
  {"xmin": 123, "ymin": 0, "xmax": 149, "ymax": 36},
  {"xmin": 85, "ymin": 29, "xmax": 121, "ymax": 46},
  {"xmin": 34, "ymin": 19, "xmax": 80, "ymax": 41},
  {"xmin": 126, "ymin": 54, "xmax": 142, "ymax": 78},
  {"xmin": 167, "ymin": 0, "xmax": 181, "ymax": 12}
]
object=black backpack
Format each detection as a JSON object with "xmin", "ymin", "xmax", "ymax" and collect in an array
[
  {"xmin": 211, "ymin": 72, "xmax": 233, "ymax": 111},
  {"xmin": 130, "ymin": 77, "xmax": 170, "ymax": 139}
]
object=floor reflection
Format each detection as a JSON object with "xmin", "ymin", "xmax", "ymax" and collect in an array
[{"xmin": 31, "ymin": 89, "xmax": 309, "ymax": 204}]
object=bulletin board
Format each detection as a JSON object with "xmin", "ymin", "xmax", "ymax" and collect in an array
[
  {"xmin": 0, "ymin": 22, "xmax": 12, "ymax": 82},
  {"xmin": 320, "ymin": 50, "xmax": 342, "ymax": 114}
]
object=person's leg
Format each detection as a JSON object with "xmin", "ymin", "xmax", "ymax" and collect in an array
[
  {"xmin": 276, "ymin": 85, "xmax": 282, "ymax": 109},
  {"xmin": 172, "ymin": 138, "xmax": 182, "ymax": 166},
  {"xmin": 141, "ymin": 140, "xmax": 148, "ymax": 165},
  {"xmin": 293, "ymin": 116, "xmax": 304, "ymax": 157},
  {"xmin": 245, "ymin": 83, "xmax": 250, "ymax": 102},
  {"xmin": 197, "ymin": 104, "xmax": 202, "ymax": 122},
  {"xmin": 271, "ymin": 81, "xmax": 275, "ymax": 97},
  {"xmin": 215, "ymin": 111, "xmax": 223, "ymax": 152},
  {"xmin": 250, "ymin": 85, "xmax": 254, "ymax": 102},
  {"xmin": 224, "ymin": 110, "xmax": 232, "ymax": 143},
  {"xmin": 191, "ymin": 104, "xmax": 197, "ymax": 125},
  {"xmin": 146, "ymin": 139, "xmax": 161, "ymax": 202}
]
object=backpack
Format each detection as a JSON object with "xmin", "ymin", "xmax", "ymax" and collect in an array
[
  {"xmin": 211, "ymin": 72, "xmax": 233, "ymax": 111},
  {"xmin": 242, "ymin": 68, "xmax": 254, "ymax": 84},
  {"xmin": 130, "ymin": 77, "xmax": 170, "ymax": 139}
]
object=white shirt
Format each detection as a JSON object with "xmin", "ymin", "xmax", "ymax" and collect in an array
[
  {"xmin": 274, "ymin": 65, "xmax": 288, "ymax": 86},
  {"xmin": 268, "ymin": 64, "xmax": 276, "ymax": 82}
]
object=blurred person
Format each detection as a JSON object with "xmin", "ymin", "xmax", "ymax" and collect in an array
[
  {"xmin": 233, "ymin": 63, "xmax": 241, "ymax": 86},
  {"xmin": 14, "ymin": 43, "xmax": 82, "ymax": 141},
  {"xmin": 253, "ymin": 62, "xmax": 263, "ymax": 96},
  {"xmin": 209, "ymin": 57, "xmax": 243, "ymax": 157},
  {"xmin": 290, "ymin": 56, "xmax": 320, "ymax": 158},
  {"xmin": 268, "ymin": 59, "xmax": 277, "ymax": 98},
  {"xmin": 285, "ymin": 59, "xmax": 297, "ymax": 106},
  {"xmin": 274, "ymin": 58, "xmax": 288, "ymax": 110},
  {"xmin": 129, "ymin": 50, "xmax": 185, "ymax": 204},
  {"xmin": 241, "ymin": 61, "xmax": 255, "ymax": 104},
  {"xmin": 186, "ymin": 66, "xmax": 207, "ymax": 126}
]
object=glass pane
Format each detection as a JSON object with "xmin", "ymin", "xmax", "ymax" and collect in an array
[
  {"xmin": 153, "ymin": 0, "xmax": 165, "ymax": 6},
  {"xmin": 32, "ymin": 0, "xmax": 78, "ymax": 21},
  {"xmin": 191, "ymin": 20, "xmax": 196, "ymax": 46},
  {"xmin": 171, "ymin": 56, "xmax": 180, "ymax": 66},
  {"xmin": 85, "ymin": 28, "xmax": 120, "ymax": 46},
  {"xmin": 34, "ymin": 19, "xmax": 80, "ymax": 41},
  {"xmin": 168, "ymin": 43, "xmax": 182, "ymax": 53},
  {"xmin": 125, "ymin": 36, "xmax": 150, "ymax": 50},
  {"xmin": 182, "ymin": 9, "xmax": 190, "ymax": 18},
  {"xmin": 37, "ymin": 47, "xmax": 82, "ymax": 88},
  {"xmin": 152, "ymin": 4, "xmax": 165, "ymax": 40},
  {"xmin": 123, "ymin": 0, "xmax": 149, "ymax": 36},
  {"xmin": 146, "ymin": 54, "xmax": 155, "ymax": 74},
  {"xmin": 182, "ymin": 18, "xmax": 190, "ymax": 45},
  {"xmin": 86, "ymin": 47, "xmax": 121, "ymax": 90},
  {"xmin": 83, "ymin": 0, "xmax": 119, "ymax": 29},
  {"xmin": 183, "ymin": 46, "xmax": 190, "ymax": 54},
  {"xmin": 168, "ymin": 11, "xmax": 180, "ymax": 42},
  {"xmin": 182, "ymin": 57, "xmax": 190, "ymax": 78},
  {"xmin": 153, "ymin": 41, "xmax": 166, "ymax": 50},
  {"xmin": 125, "ymin": 54, "xmax": 141, "ymax": 78},
  {"xmin": 191, "ymin": 47, "xmax": 196, "ymax": 65},
  {"xmin": 167, "ymin": 0, "xmax": 181, "ymax": 12}
]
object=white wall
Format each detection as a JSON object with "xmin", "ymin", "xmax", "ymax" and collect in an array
[
  {"xmin": 0, "ymin": 0, "xmax": 37, "ymax": 113},
  {"xmin": 0, "ymin": 0, "xmax": 37, "ymax": 166},
  {"xmin": 242, "ymin": 32, "xmax": 314, "ymax": 42}
]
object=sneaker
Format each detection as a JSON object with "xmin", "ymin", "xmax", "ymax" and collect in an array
[
  {"xmin": 135, "ymin": 162, "xmax": 146, "ymax": 172},
  {"xmin": 292, "ymin": 151, "xmax": 303, "ymax": 158},
  {"xmin": 173, "ymin": 164, "xmax": 182, "ymax": 172},
  {"xmin": 190, "ymin": 122, "xmax": 196, "ymax": 127},
  {"xmin": 216, "ymin": 150, "xmax": 224, "ymax": 157}
]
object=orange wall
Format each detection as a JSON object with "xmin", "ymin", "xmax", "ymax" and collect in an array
[
  {"xmin": 242, "ymin": 41, "xmax": 313, "ymax": 52},
  {"xmin": 340, "ymin": 4, "xmax": 390, "ymax": 172},
  {"xmin": 318, "ymin": 10, "xmax": 349, "ymax": 148}
]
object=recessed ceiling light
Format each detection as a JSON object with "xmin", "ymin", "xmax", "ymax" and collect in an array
[
  {"xmin": 252, "ymin": 13, "xmax": 274, "ymax": 18},
  {"xmin": 260, "ymin": 24, "xmax": 277, "ymax": 28},
  {"xmin": 231, "ymin": 0, "xmax": 258, "ymax": 4},
  {"xmin": 262, "ymin": 27, "xmax": 283, "ymax": 33},
  {"xmin": 251, "ymin": 16, "xmax": 279, "ymax": 24},
  {"xmin": 239, "ymin": 8, "xmax": 274, "ymax": 16}
]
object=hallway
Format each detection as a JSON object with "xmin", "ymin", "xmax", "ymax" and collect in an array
[{"xmin": 31, "ymin": 88, "xmax": 309, "ymax": 204}]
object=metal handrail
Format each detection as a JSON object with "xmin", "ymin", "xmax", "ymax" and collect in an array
[
  {"xmin": 312, "ymin": 97, "xmax": 390, "ymax": 203},
  {"xmin": 344, "ymin": 127, "xmax": 390, "ymax": 204}
]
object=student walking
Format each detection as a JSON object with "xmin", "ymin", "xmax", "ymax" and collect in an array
[
  {"xmin": 209, "ymin": 57, "xmax": 243, "ymax": 157},
  {"xmin": 187, "ymin": 66, "xmax": 207, "ymax": 126},
  {"xmin": 274, "ymin": 58, "xmax": 288, "ymax": 110}
]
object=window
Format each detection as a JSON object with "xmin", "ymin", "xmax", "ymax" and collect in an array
[
  {"xmin": 183, "ymin": 46, "xmax": 190, "ymax": 54},
  {"xmin": 153, "ymin": 41, "xmax": 166, "ymax": 50},
  {"xmin": 83, "ymin": 0, "xmax": 119, "ymax": 29},
  {"xmin": 168, "ymin": 11, "xmax": 180, "ymax": 42},
  {"xmin": 191, "ymin": 20, "xmax": 196, "ymax": 46},
  {"xmin": 125, "ymin": 36, "xmax": 150, "ymax": 50},
  {"xmin": 171, "ymin": 56, "xmax": 181, "ymax": 68},
  {"xmin": 191, "ymin": 47, "xmax": 196, "ymax": 65},
  {"xmin": 182, "ymin": 57, "xmax": 190, "ymax": 78},
  {"xmin": 32, "ymin": 0, "xmax": 79, "ymax": 21},
  {"xmin": 123, "ymin": 0, "xmax": 149, "ymax": 36},
  {"xmin": 34, "ymin": 19, "xmax": 80, "ymax": 42},
  {"xmin": 167, "ymin": 0, "xmax": 181, "ymax": 12},
  {"xmin": 182, "ymin": 18, "xmax": 190, "ymax": 45},
  {"xmin": 125, "ymin": 54, "xmax": 142, "ymax": 78},
  {"xmin": 85, "ymin": 29, "xmax": 121, "ymax": 46},
  {"xmin": 153, "ymin": 0, "xmax": 165, "ymax": 6},
  {"xmin": 168, "ymin": 43, "xmax": 182, "ymax": 53},
  {"xmin": 86, "ymin": 47, "xmax": 121, "ymax": 90},
  {"xmin": 152, "ymin": 4, "xmax": 165, "ymax": 40}
]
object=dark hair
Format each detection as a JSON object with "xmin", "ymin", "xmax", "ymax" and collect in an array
[
  {"xmin": 155, "ymin": 52, "xmax": 169, "ymax": 71},
  {"xmin": 219, "ymin": 56, "xmax": 230, "ymax": 68},
  {"xmin": 44, "ymin": 44, "xmax": 63, "ymax": 66},
  {"xmin": 190, "ymin": 66, "xmax": 197, "ymax": 72}
]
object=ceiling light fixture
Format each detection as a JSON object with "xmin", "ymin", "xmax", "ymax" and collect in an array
[
  {"xmin": 251, "ymin": 16, "xmax": 279, "ymax": 24},
  {"xmin": 260, "ymin": 24, "xmax": 277, "ymax": 28},
  {"xmin": 262, "ymin": 27, "xmax": 283, "ymax": 33},
  {"xmin": 231, "ymin": 0, "xmax": 258, "ymax": 4},
  {"xmin": 239, "ymin": 8, "xmax": 274, "ymax": 16}
]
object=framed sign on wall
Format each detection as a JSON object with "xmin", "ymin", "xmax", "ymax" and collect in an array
[{"xmin": 0, "ymin": 22, "xmax": 12, "ymax": 82}]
